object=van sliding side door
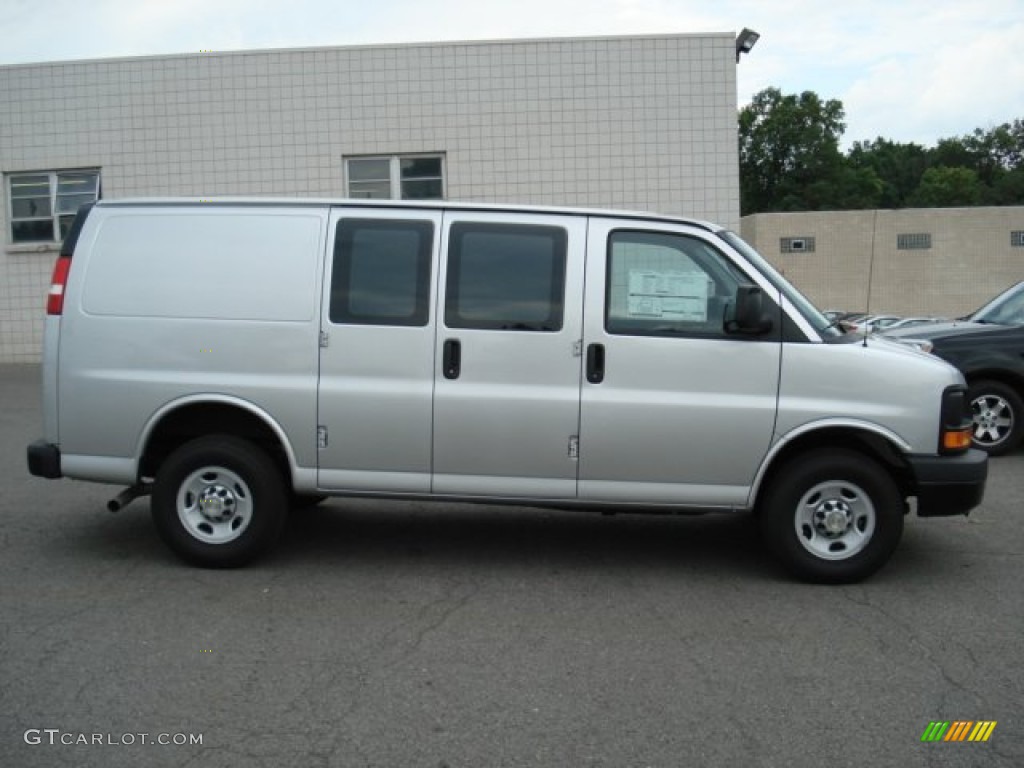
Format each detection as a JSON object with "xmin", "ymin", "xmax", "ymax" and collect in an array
[
  {"xmin": 431, "ymin": 211, "xmax": 587, "ymax": 498},
  {"xmin": 317, "ymin": 208, "xmax": 443, "ymax": 493}
]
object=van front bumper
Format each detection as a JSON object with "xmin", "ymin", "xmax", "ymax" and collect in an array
[
  {"xmin": 27, "ymin": 439, "xmax": 62, "ymax": 479},
  {"xmin": 908, "ymin": 449, "xmax": 987, "ymax": 517}
]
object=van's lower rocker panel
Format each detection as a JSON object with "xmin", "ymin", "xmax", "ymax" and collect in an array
[
  {"xmin": 579, "ymin": 479, "xmax": 750, "ymax": 507},
  {"xmin": 432, "ymin": 474, "xmax": 576, "ymax": 499},
  {"xmin": 318, "ymin": 469, "xmax": 431, "ymax": 494},
  {"xmin": 305, "ymin": 487, "xmax": 744, "ymax": 514},
  {"xmin": 317, "ymin": 475, "xmax": 751, "ymax": 505},
  {"xmin": 290, "ymin": 467, "xmax": 319, "ymax": 494}
]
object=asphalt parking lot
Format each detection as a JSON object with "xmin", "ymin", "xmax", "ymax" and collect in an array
[{"xmin": 1, "ymin": 363, "xmax": 1022, "ymax": 768}]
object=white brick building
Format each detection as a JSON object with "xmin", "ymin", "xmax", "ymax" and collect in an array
[{"xmin": 0, "ymin": 33, "xmax": 743, "ymax": 362}]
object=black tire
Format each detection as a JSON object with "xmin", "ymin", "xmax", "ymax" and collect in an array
[
  {"xmin": 759, "ymin": 449, "xmax": 904, "ymax": 584},
  {"xmin": 967, "ymin": 379, "xmax": 1024, "ymax": 456},
  {"xmin": 151, "ymin": 435, "xmax": 288, "ymax": 568}
]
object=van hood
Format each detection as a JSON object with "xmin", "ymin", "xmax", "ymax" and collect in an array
[{"xmin": 863, "ymin": 333, "xmax": 963, "ymax": 370}]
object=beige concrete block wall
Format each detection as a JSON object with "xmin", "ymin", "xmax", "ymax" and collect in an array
[
  {"xmin": 741, "ymin": 208, "xmax": 1024, "ymax": 318},
  {"xmin": 0, "ymin": 33, "xmax": 740, "ymax": 362}
]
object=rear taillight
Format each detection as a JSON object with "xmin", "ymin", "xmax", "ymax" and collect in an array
[{"xmin": 47, "ymin": 256, "xmax": 72, "ymax": 315}]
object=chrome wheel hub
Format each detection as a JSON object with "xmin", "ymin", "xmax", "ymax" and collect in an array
[
  {"xmin": 177, "ymin": 466, "xmax": 252, "ymax": 544},
  {"xmin": 971, "ymin": 394, "xmax": 1012, "ymax": 446},
  {"xmin": 815, "ymin": 499, "xmax": 852, "ymax": 537},
  {"xmin": 197, "ymin": 485, "xmax": 236, "ymax": 523},
  {"xmin": 794, "ymin": 480, "xmax": 876, "ymax": 561}
]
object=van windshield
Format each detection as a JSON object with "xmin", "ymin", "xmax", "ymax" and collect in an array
[{"xmin": 718, "ymin": 231, "xmax": 840, "ymax": 339}]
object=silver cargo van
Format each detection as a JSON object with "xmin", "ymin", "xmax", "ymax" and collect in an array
[{"xmin": 27, "ymin": 199, "xmax": 987, "ymax": 582}]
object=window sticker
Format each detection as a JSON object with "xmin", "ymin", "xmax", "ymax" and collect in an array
[{"xmin": 626, "ymin": 271, "xmax": 709, "ymax": 321}]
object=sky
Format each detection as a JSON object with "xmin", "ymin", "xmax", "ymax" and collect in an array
[{"xmin": 1, "ymin": 0, "xmax": 1022, "ymax": 149}]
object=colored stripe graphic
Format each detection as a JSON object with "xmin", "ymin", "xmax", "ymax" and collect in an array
[
  {"xmin": 945, "ymin": 721, "xmax": 972, "ymax": 741},
  {"xmin": 921, "ymin": 721, "xmax": 996, "ymax": 742},
  {"xmin": 969, "ymin": 722, "xmax": 997, "ymax": 742}
]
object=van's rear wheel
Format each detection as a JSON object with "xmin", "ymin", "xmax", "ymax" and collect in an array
[
  {"xmin": 152, "ymin": 436, "xmax": 287, "ymax": 567},
  {"xmin": 760, "ymin": 450, "xmax": 904, "ymax": 584}
]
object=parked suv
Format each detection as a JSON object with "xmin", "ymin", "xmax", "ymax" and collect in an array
[
  {"xmin": 27, "ymin": 199, "xmax": 987, "ymax": 583},
  {"xmin": 885, "ymin": 281, "xmax": 1024, "ymax": 455}
]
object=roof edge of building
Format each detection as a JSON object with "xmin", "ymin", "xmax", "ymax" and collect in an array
[{"xmin": 0, "ymin": 30, "xmax": 737, "ymax": 71}]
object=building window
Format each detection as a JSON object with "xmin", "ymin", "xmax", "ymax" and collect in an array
[
  {"xmin": 897, "ymin": 233, "xmax": 931, "ymax": 250},
  {"xmin": 330, "ymin": 218, "xmax": 434, "ymax": 327},
  {"xmin": 445, "ymin": 223, "xmax": 566, "ymax": 332},
  {"xmin": 780, "ymin": 237, "xmax": 815, "ymax": 254},
  {"xmin": 345, "ymin": 155, "xmax": 445, "ymax": 201},
  {"xmin": 7, "ymin": 170, "xmax": 100, "ymax": 244},
  {"xmin": 1012, "ymin": 231, "xmax": 1024, "ymax": 248}
]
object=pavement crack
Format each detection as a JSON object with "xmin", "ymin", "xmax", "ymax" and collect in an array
[
  {"xmin": 839, "ymin": 588, "xmax": 981, "ymax": 704},
  {"xmin": 402, "ymin": 581, "xmax": 481, "ymax": 656}
]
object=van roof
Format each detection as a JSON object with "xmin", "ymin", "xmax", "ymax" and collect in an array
[{"xmin": 96, "ymin": 198, "xmax": 723, "ymax": 233}]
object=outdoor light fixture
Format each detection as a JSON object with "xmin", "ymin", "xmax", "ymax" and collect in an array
[{"xmin": 736, "ymin": 28, "xmax": 760, "ymax": 61}]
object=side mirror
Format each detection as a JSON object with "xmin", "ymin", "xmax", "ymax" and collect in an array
[{"xmin": 726, "ymin": 284, "xmax": 773, "ymax": 335}]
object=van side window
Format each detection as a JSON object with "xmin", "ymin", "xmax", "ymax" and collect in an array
[
  {"xmin": 606, "ymin": 230, "xmax": 747, "ymax": 338},
  {"xmin": 445, "ymin": 223, "xmax": 566, "ymax": 331},
  {"xmin": 331, "ymin": 219, "xmax": 433, "ymax": 326}
]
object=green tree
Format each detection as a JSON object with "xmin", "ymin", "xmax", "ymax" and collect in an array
[
  {"xmin": 986, "ymin": 168, "xmax": 1024, "ymax": 205},
  {"xmin": 848, "ymin": 138, "xmax": 929, "ymax": 208},
  {"xmin": 928, "ymin": 136, "xmax": 979, "ymax": 172},
  {"xmin": 907, "ymin": 166, "xmax": 982, "ymax": 207},
  {"xmin": 989, "ymin": 119, "xmax": 1024, "ymax": 170},
  {"xmin": 968, "ymin": 120, "xmax": 1024, "ymax": 203},
  {"xmin": 964, "ymin": 121, "xmax": 1024, "ymax": 179},
  {"xmin": 921, "ymin": 121, "xmax": 1024, "ymax": 204},
  {"xmin": 740, "ymin": 87, "xmax": 1024, "ymax": 211},
  {"xmin": 739, "ymin": 87, "xmax": 881, "ymax": 214}
]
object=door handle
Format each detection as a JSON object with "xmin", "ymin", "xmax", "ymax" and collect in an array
[
  {"xmin": 443, "ymin": 339, "xmax": 461, "ymax": 380},
  {"xmin": 586, "ymin": 343, "xmax": 605, "ymax": 384}
]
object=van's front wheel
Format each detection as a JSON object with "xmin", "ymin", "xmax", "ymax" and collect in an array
[
  {"xmin": 152, "ymin": 436, "xmax": 287, "ymax": 567},
  {"xmin": 760, "ymin": 450, "xmax": 904, "ymax": 584}
]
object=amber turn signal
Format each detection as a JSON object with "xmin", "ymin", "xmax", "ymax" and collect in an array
[{"xmin": 942, "ymin": 428, "xmax": 973, "ymax": 452}]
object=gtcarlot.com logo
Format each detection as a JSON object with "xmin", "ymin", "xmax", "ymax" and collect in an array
[
  {"xmin": 24, "ymin": 729, "xmax": 203, "ymax": 746},
  {"xmin": 921, "ymin": 721, "xmax": 997, "ymax": 743}
]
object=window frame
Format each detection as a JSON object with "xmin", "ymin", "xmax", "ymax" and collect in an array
[
  {"xmin": 897, "ymin": 232, "xmax": 932, "ymax": 251},
  {"xmin": 604, "ymin": 229, "xmax": 751, "ymax": 340},
  {"xmin": 444, "ymin": 222, "xmax": 568, "ymax": 332},
  {"xmin": 344, "ymin": 154, "xmax": 446, "ymax": 201},
  {"xmin": 329, "ymin": 218, "xmax": 435, "ymax": 327},
  {"xmin": 7, "ymin": 169, "xmax": 101, "ymax": 244},
  {"xmin": 780, "ymin": 236, "xmax": 816, "ymax": 254}
]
